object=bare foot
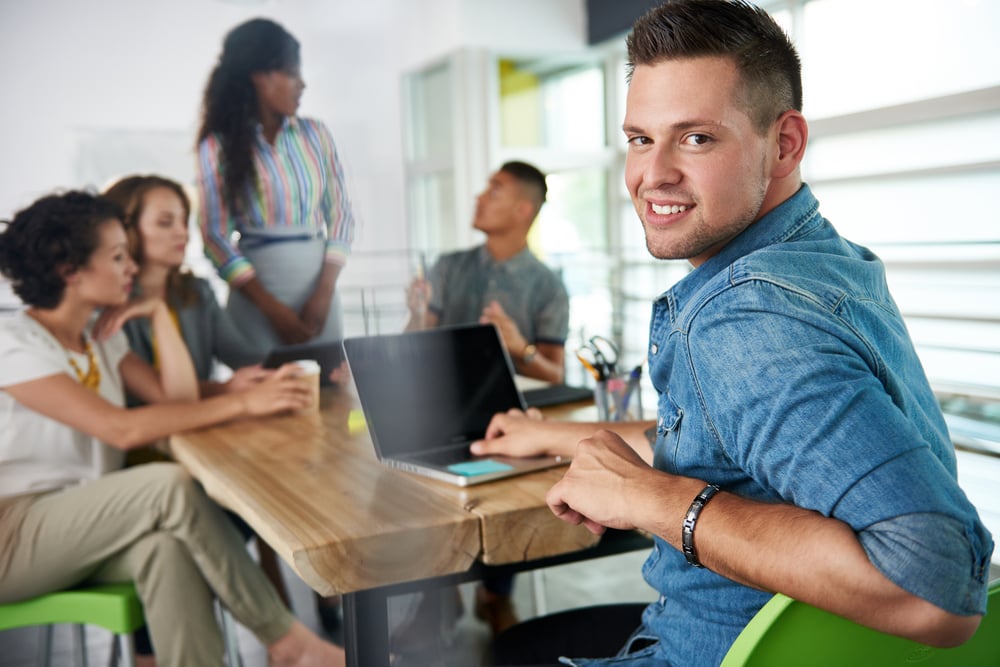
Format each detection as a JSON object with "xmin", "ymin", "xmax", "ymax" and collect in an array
[{"xmin": 268, "ymin": 620, "xmax": 345, "ymax": 667}]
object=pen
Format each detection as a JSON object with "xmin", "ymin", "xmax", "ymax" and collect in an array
[
  {"xmin": 417, "ymin": 251, "xmax": 428, "ymax": 280},
  {"xmin": 621, "ymin": 364, "xmax": 642, "ymax": 415}
]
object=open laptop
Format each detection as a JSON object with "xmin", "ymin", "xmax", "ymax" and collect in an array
[
  {"xmin": 343, "ymin": 324, "xmax": 568, "ymax": 486},
  {"xmin": 263, "ymin": 340, "xmax": 344, "ymax": 387}
]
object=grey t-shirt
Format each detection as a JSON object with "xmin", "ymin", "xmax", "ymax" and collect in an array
[{"xmin": 429, "ymin": 245, "xmax": 569, "ymax": 345}]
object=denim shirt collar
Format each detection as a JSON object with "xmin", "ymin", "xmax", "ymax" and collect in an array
[{"xmin": 655, "ymin": 183, "xmax": 821, "ymax": 319}]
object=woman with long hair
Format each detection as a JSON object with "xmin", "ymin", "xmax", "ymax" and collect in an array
[
  {"xmin": 103, "ymin": 173, "xmax": 298, "ymax": 660},
  {"xmin": 104, "ymin": 174, "xmax": 268, "ymax": 397},
  {"xmin": 0, "ymin": 190, "xmax": 344, "ymax": 666},
  {"xmin": 196, "ymin": 18, "xmax": 355, "ymax": 350}
]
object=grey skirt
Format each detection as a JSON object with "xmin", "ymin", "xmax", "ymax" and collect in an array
[{"xmin": 226, "ymin": 237, "xmax": 344, "ymax": 350}]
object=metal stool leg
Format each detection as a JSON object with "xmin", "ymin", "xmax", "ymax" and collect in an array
[
  {"xmin": 76, "ymin": 624, "xmax": 89, "ymax": 667},
  {"xmin": 109, "ymin": 631, "xmax": 120, "ymax": 667},
  {"xmin": 118, "ymin": 631, "xmax": 137, "ymax": 667},
  {"xmin": 531, "ymin": 569, "xmax": 548, "ymax": 616},
  {"xmin": 220, "ymin": 606, "xmax": 243, "ymax": 667},
  {"xmin": 40, "ymin": 625, "xmax": 54, "ymax": 667}
]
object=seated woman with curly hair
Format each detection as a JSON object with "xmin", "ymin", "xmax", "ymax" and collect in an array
[{"xmin": 0, "ymin": 190, "xmax": 344, "ymax": 667}]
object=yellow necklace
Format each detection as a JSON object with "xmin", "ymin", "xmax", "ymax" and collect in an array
[{"xmin": 67, "ymin": 341, "xmax": 101, "ymax": 392}]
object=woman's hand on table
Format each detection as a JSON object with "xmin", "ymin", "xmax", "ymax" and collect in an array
[
  {"xmin": 224, "ymin": 364, "xmax": 273, "ymax": 393},
  {"xmin": 238, "ymin": 364, "xmax": 311, "ymax": 415}
]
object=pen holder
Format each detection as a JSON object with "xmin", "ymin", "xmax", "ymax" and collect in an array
[{"xmin": 595, "ymin": 370, "xmax": 643, "ymax": 422}]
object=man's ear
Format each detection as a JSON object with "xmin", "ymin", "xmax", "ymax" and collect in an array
[
  {"xmin": 516, "ymin": 199, "xmax": 537, "ymax": 227},
  {"xmin": 772, "ymin": 110, "xmax": 808, "ymax": 179}
]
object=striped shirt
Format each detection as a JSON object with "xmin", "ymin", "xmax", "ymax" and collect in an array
[{"xmin": 196, "ymin": 116, "xmax": 355, "ymax": 286}]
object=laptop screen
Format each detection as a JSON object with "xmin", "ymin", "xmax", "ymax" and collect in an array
[{"xmin": 344, "ymin": 325, "xmax": 525, "ymax": 459}]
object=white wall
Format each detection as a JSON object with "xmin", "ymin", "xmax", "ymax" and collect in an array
[
  {"xmin": 0, "ymin": 0, "xmax": 585, "ymax": 311},
  {"xmin": 0, "ymin": 0, "xmax": 585, "ymax": 241}
]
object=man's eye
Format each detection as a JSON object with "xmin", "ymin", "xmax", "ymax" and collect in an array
[
  {"xmin": 684, "ymin": 134, "xmax": 711, "ymax": 146},
  {"xmin": 626, "ymin": 136, "xmax": 651, "ymax": 146}
]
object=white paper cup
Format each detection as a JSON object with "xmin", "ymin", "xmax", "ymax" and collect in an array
[{"xmin": 292, "ymin": 359, "xmax": 321, "ymax": 411}]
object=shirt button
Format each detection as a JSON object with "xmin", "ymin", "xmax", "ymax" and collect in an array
[{"xmin": 650, "ymin": 344, "xmax": 658, "ymax": 354}]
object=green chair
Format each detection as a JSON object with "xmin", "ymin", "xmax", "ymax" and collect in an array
[
  {"xmin": 721, "ymin": 578, "xmax": 1000, "ymax": 666},
  {"xmin": 0, "ymin": 583, "xmax": 145, "ymax": 667},
  {"xmin": 0, "ymin": 583, "xmax": 243, "ymax": 667}
]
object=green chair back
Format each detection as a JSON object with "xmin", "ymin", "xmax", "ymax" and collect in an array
[
  {"xmin": 0, "ymin": 583, "xmax": 145, "ymax": 636},
  {"xmin": 721, "ymin": 579, "xmax": 1000, "ymax": 667}
]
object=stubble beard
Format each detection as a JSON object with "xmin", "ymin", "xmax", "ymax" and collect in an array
[{"xmin": 641, "ymin": 181, "xmax": 768, "ymax": 263}]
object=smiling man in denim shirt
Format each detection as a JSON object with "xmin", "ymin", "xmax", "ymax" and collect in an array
[{"xmin": 470, "ymin": 1, "xmax": 994, "ymax": 665}]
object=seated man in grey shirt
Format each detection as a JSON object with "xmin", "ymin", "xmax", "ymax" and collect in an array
[
  {"xmin": 406, "ymin": 160, "xmax": 570, "ymax": 385},
  {"xmin": 403, "ymin": 161, "xmax": 570, "ymax": 638}
]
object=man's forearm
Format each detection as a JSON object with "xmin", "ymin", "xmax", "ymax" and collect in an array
[
  {"xmin": 633, "ymin": 475, "xmax": 981, "ymax": 646},
  {"xmin": 516, "ymin": 353, "xmax": 563, "ymax": 384}
]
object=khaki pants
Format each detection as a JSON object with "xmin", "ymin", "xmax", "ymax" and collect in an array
[{"xmin": 0, "ymin": 463, "xmax": 294, "ymax": 667}]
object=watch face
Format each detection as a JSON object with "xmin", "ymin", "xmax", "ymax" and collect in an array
[{"xmin": 522, "ymin": 344, "xmax": 538, "ymax": 363}]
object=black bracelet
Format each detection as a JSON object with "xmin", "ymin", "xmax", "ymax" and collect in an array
[{"xmin": 681, "ymin": 483, "xmax": 721, "ymax": 568}]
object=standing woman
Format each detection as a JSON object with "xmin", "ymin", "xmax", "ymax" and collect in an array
[
  {"xmin": 196, "ymin": 18, "xmax": 355, "ymax": 349},
  {"xmin": 0, "ymin": 191, "xmax": 344, "ymax": 666}
]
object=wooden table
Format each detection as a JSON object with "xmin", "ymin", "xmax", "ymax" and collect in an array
[{"xmin": 170, "ymin": 388, "xmax": 638, "ymax": 665}]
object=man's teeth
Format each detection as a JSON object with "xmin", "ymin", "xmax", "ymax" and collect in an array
[{"xmin": 651, "ymin": 203, "xmax": 688, "ymax": 215}]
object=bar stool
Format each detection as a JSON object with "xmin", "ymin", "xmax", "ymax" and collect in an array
[{"xmin": 0, "ymin": 583, "xmax": 243, "ymax": 667}]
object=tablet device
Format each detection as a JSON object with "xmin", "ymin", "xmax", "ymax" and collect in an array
[{"xmin": 263, "ymin": 340, "xmax": 344, "ymax": 387}]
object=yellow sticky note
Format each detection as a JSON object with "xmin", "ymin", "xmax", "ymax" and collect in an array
[{"xmin": 347, "ymin": 409, "xmax": 367, "ymax": 435}]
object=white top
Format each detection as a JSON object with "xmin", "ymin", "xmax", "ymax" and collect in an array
[{"xmin": 0, "ymin": 310, "xmax": 128, "ymax": 497}]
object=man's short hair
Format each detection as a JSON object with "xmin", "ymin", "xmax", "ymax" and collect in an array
[
  {"xmin": 626, "ymin": 0, "xmax": 802, "ymax": 134},
  {"xmin": 500, "ymin": 161, "xmax": 548, "ymax": 209}
]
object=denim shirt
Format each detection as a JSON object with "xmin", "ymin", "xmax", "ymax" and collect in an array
[{"xmin": 566, "ymin": 185, "xmax": 993, "ymax": 667}]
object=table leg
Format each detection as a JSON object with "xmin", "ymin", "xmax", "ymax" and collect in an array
[{"xmin": 343, "ymin": 588, "xmax": 391, "ymax": 667}]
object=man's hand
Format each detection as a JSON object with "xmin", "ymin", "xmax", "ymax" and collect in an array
[
  {"xmin": 479, "ymin": 300, "xmax": 527, "ymax": 355},
  {"xmin": 404, "ymin": 277, "xmax": 436, "ymax": 331},
  {"xmin": 470, "ymin": 407, "xmax": 549, "ymax": 458},
  {"xmin": 406, "ymin": 277, "xmax": 432, "ymax": 317},
  {"xmin": 546, "ymin": 429, "xmax": 656, "ymax": 535}
]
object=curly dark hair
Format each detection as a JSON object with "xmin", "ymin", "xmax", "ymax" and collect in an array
[
  {"xmin": 197, "ymin": 18, "xmax": 300, "ymax": 214},
  {"xmin": 0, "ymin": 191, "xmax": 123, "ymax": 309},
  {"xmin": 626, "ymin": 0, "xmax": 801, "ymax": 134}
]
